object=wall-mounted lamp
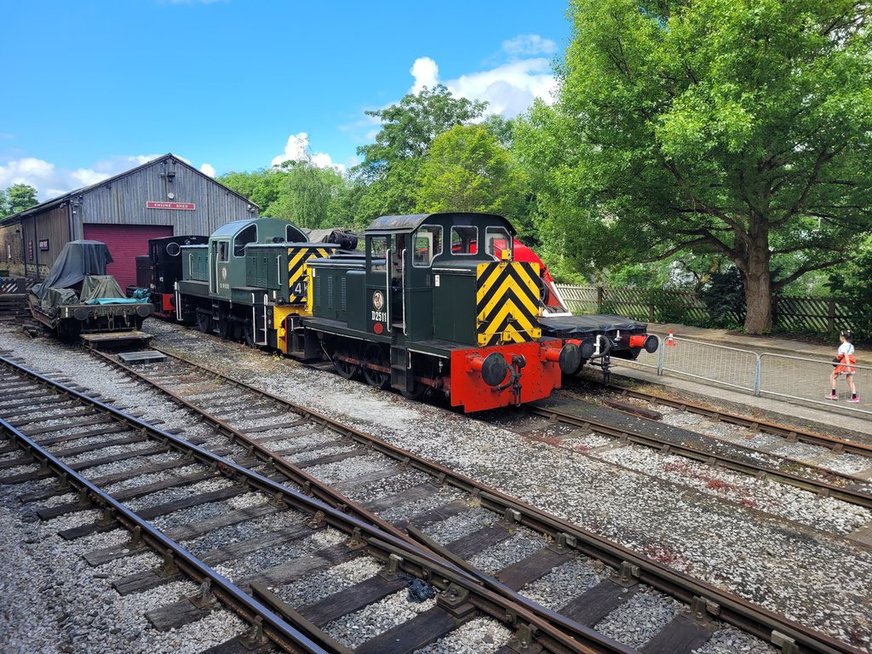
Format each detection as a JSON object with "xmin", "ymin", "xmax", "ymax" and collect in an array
[{"xmin": 166, "ymin": 171, "xmax": 176, "ymax": 182}]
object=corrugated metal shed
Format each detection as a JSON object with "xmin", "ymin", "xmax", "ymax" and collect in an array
[{"xmin": 0, "ymin": 153, "xmax": 259, "ymax": 279}]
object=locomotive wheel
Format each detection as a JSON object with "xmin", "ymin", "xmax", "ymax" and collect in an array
[
  {"xmin": 242, "ymin": 322, "xmax": 256, "ymax": 347},
  {"xmin": 217, "ymin": 316, "xmax": 231, "ymax": 339},
  {"xmin": 333, "ymin": 353, "xmax": 359, "ymax": 380},
  {"xmin": 362, "ymin": 344, "xmax": 390, "ymax": 389},
  {"xmin": 401, "ymin": 383, "xmax": 426, "ymax": 400},
  {"xmin": 195, "ymin": 310, "xmax": 212, "ymax": 333}
]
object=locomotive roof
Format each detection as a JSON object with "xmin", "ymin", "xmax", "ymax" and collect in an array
[
  {"xmin": 210, "ymin": 217, "xmax": 307, "ymax": 242},
  {"xmin": 367, "ymin": 212, "xmax": 516, "ymax": 234}
]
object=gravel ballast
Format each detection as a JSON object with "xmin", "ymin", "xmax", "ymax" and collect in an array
[
  {"xmin": 3, "ymin": 319, "xmax": 870, "ymax": 651},
  {"xmin": 142, "ymin": 319, "xmax": 872, "ymax": 650}
]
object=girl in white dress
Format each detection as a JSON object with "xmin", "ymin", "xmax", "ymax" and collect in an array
[{"xmin": 828, "ymin": 331, "xmax": 858, "ymax": 402}]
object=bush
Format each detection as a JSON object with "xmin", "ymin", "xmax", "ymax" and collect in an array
[{"xmin": 699, "ymin": 267, "xmax": 745, "ymax": 328}]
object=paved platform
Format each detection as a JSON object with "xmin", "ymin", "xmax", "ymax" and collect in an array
[
  {"xmin": 647, "ymin": 321, "xmax": 867, "ymax": 363},
  {"xmin": 606, "ymin": 322, "xmax": 872, "ymax": 438}
]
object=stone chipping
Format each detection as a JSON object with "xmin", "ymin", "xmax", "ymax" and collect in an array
[
  {"xmin": 143, "ymin": 320, "xmax": 872, "ymax": 650},
  {"xmin": 2, "ymin": 319, "xmax": 870, "ymax": 651}
]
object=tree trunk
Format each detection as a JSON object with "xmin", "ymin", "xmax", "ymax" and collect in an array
[{"xmin": 742, "ymin": 226, "xmax": 772, "ymax": 334}]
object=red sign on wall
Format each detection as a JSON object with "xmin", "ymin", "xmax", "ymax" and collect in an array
[{"xmin": 146, "ymin": 201, "xmax": 196, "ymax": 210}]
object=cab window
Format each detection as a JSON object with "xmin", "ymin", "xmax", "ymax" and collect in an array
[
  {"xmin": 485, "ymin": 227, "xmax": 512, "ymax": 259},
  {"xmin": 369, "ymin": 235, "xmax": 388, "ymax": 273},
  {"xmin": 413, "ymin": 225, "xmax": 443, "ymax": 267},
  {"xmin": 234, "ymin": 224, "xmax": 257, "ymax": 257},
  {"xmin": 217, "ymin": 241, "xmax": 230, "ymax": 263},
  {"xmin": 450, "ymin": 226, "xmax": 478, "ymax": 255}
]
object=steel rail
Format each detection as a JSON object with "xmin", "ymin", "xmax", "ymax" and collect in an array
[
  {"xmin": 88, "ymin": 349, "xmax": 624, "ymax": 653},
  {"xmin": 0, "ymin": 417, "xmax": 332, "ymax": 654},
  {"xmin": 100, "ymin": 345, "xmax": 862, "ymax": 654},
  {"xmin": 604, "ymin": 382, "xmax": 872, "ymax": 458},
  {"xmin": 0, "ymin": 354, "xmax": 612, "ymax": 654},
  {"xmin": 526, "ymin": 403, "xmax": 872, "ymax": 510}
]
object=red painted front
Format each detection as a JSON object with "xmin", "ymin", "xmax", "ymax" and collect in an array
[
  {"xmin": 83, "ymin": 224, "xmax": 173, "ymax": 289},
  {"xmin": 449, "ymin": 342, "xmax": 563, "ymax": 412}
]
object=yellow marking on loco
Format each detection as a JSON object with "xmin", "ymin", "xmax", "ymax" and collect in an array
[
  {"xmin": 272, "ymin": 304, "xmax": 304, "ymax": 354},
  {"xmin": 287, "ymin": 246, "xmax": 332, "ymax": 303},
  {"xmin": 475, "ymin": 261, "xmax": 542, "ymax": 347}
]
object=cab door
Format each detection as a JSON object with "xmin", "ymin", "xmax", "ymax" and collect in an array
[
  {"xmin": 211, "ymin": 239, "xmax": 231, "ymax": 299},
  {"xmin": 365, "ymin": 234, "xmax": 391, "ymax": 337}
]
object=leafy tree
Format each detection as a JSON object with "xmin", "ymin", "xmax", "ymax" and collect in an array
[
  {"xmin": 514, "ymin": 100, "xmax": 612, "ymax": 279},
  {"xmin": 219, "ymin": 169, "xmax": 285, "ymax": 215},
  {"xmin": 355, "ymin": 85, "xmax": 487, "ymax": 218},
  {"xmin": 269, "ymin": 161, "xmax": 346, "ymax": 229},
  {"xmin": 415, "ymin": 125, "xmax": 528, "ymax": 223},
  {"xmin": 220, "ymin": 165, "xmax": 347, "ymax": 229},
  {"xmin": 0, "ymin": 184, "xmax": 38, "ymax": 216},
  {"xmin": 481, "ymin": 115, "xmax": 516, "ymax": 149},
  {"xmin": 542, "ymin": 0, "xmax": 872, "ymax": 333},
  {"xmin": 827, "ymin": 235, "xmax": 872, "ymax": 340}
]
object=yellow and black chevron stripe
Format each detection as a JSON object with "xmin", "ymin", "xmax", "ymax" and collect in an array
[
  {"xmin": 475, "ymin": 261, "xmax": 543, "ymax": 346},
  {"xmin": 288, "ymin": 246, "xmax": 333, "ymax": 303}
]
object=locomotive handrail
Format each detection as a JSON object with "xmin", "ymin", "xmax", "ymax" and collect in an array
[
  {"xmin": 385, "ymin": 247, "xmax": 391, "ymax": 332},
  {"xmin": 275, "ymin": 255, "xmax": 281, "ymax": 290},
  {"xmin": 401, "ymin": 247, "xmax": 407, "ymax": 335}
]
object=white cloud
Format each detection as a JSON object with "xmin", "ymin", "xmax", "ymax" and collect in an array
[
  {"xmin": 70, "ymin": 167, "xmax": 110, "ymax": 187},
  {"xmin": 271, "ymin": 132, "xmax": 346, "ymax": 173},
  {"xmin": 271, "ymin": 133, "xmax": 309, "ymax": 166},
  {"xmin": 410, "ymin": 57, "xmax": 439, "ymax": 94},
  {"xmin": 406, "ymin": 50, "xmax": 557, "ymax": 118},
  {"xmin": 447, "ymin": 58, "xmax": 557, "ymax": 116},
  {"xmin": 502, "ymin": 34, "xmax": 557, "ymax": 57},
  {"xmin": 0, "ymin": 153, "xmax": 211, "ymax": 201},
  {"xmin": 200, "ymin": 162, "xmax": 216, "ymax": 177}
]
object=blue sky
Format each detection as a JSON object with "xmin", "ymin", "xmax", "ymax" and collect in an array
[{"xmin": 1, "ymin": 0, "xmax": 571, "ymax": 200}]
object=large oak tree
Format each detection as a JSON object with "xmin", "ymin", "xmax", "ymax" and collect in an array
[{"xmin": 546, "ymin": 0, "xmax": 872, "ymax": 333}]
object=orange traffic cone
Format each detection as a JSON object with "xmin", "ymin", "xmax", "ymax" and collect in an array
[{"xmin": 666, "ymin": 330, "xmax": 675, "ymax": 347}]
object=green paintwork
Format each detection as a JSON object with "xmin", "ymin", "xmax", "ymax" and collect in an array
[{"xmin": 309, "ymin": 212, "xmax": 516, "ymax": 350}]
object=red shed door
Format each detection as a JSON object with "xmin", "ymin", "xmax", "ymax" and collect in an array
[{"xmin": 83, "ymin": 224, "xmax": 173, "ymax": 289}]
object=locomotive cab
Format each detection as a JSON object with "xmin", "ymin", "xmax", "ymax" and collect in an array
[{"xmin": 305, "ymin": 213, "xmax": 578, "ymax": 412}]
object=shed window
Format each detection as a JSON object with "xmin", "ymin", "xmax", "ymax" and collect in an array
[
  {"xmin": 485, "ymin": 227, "xmax": 512, "ymax": 259},
  {"xmin": 413, "ymin": 226, "xmax": 442, "ymax": 267},
  {"xmin": 369, "ymin": 235, "xmax": 387, "ymax": 273},
  {"xmin": 234, "ymin": 224, "xmax": 257, "ymax": 257},
  {"xmin": 450, "ymin": 226, "xmax": 478, "ymax": 255}
]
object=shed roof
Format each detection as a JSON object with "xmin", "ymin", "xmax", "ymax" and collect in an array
[{"xmin": 0, "ymin": 153, "xmax": 259, "ymax": 226}]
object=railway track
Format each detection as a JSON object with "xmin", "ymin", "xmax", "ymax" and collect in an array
[
  {"xmin": 64, "ymin": 340, "xmax": 864, "ymax": 654},
  {"xmin": 512, "ymin": 394, "xmax": 872, "ymax": 513},
  {"xmin": 598, "ymin": 381, "xmax": 872, "ymax": 462},
  {"xmin": 1, "ymin": 354, "xmax": 622, "ymax": 654}
]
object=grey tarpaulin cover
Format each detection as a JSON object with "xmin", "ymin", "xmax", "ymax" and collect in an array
[
  {"xmin": 79, "ymin": 275, "xmax": 127, "ymax": 302},
  {"xmin": 39, "ymin": 287, "xmax": 79, "ymax": 313},
  {"xmin": 33, "ymin": 240, "xmax": 113, "ymax": 300}
]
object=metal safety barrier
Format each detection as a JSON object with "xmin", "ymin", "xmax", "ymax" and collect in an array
[
  {"xmin": 614, "ymin": 334, "xmax": 871, "ymax": 416},
  {"xmin": 759, "ymin": 353, "xmax": 870, "ymax": 414}
]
